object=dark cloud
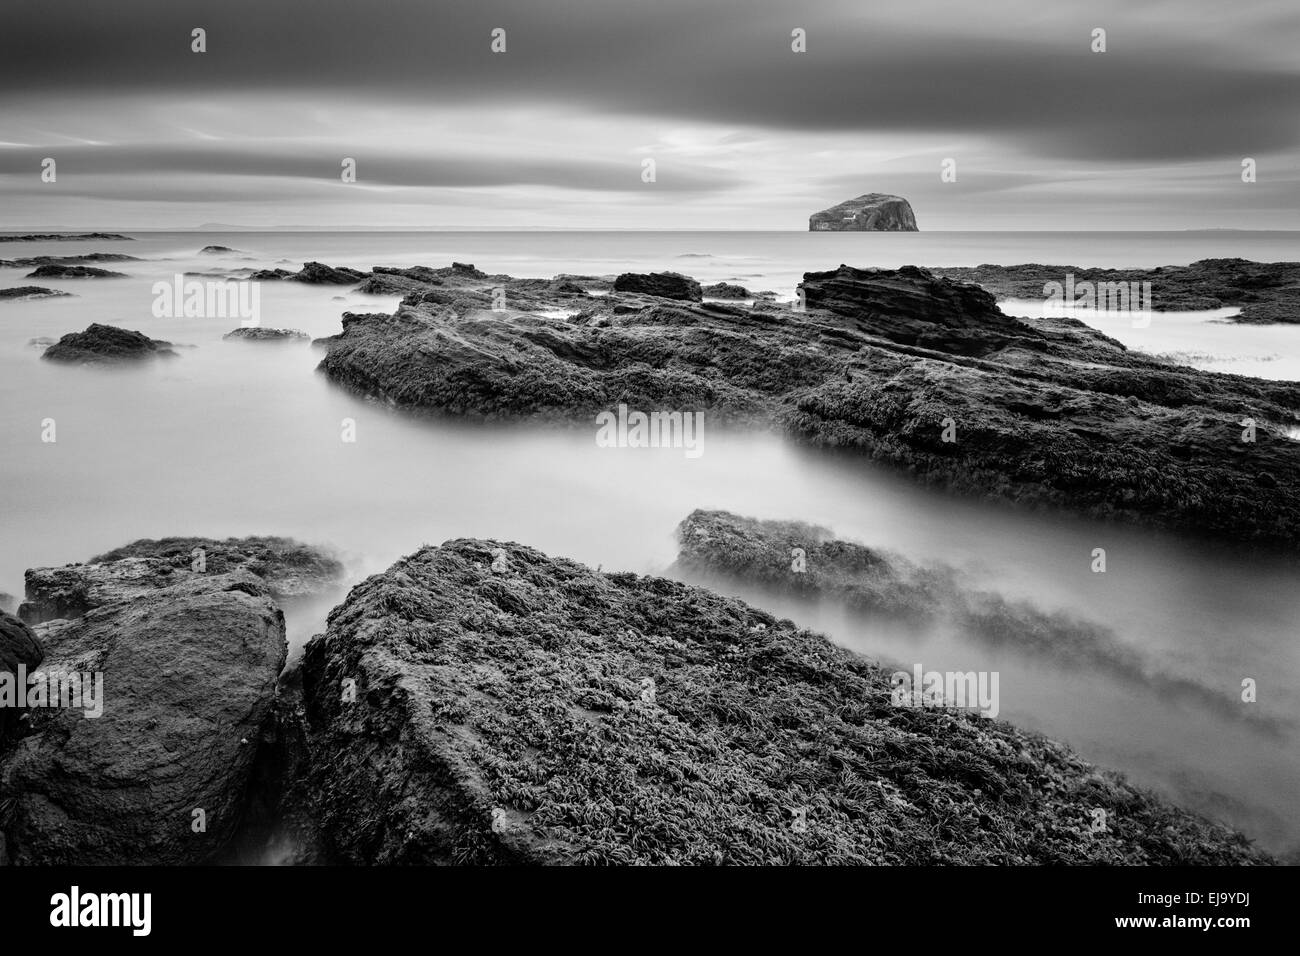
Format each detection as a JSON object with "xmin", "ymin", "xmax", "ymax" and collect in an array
[
  {"xmin": 0, "ymin": 144, "xmax": 736, "ymax": 193},
  {"xmin": 1, "ymin": 0, "xmax": 1296, "ymax": 162}
]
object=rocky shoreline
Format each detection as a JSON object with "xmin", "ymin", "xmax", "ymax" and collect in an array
[
  {"xmin": 3, "ymin": 251, "xmax": 1296, "ymax": 865},
  {"xmin": 301, "ymin": 259, "xmax": 1300, "ymax": 552},
  {"xmin": 0, "ymin": 533, "xmax": 1274, "ymax": 865},
  {"xmin": 933, "ymin": 259, "xmax": 1300, "ymax": 324}
]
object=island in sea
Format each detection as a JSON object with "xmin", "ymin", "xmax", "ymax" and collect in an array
[{"xmin": 809, "ymin": 193, "xmax": 919, "ymax": 231}]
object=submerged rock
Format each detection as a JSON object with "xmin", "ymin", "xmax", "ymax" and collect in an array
[
  {"xmin": 0, "ymin": 233, "xmax": 132, "ymax": 243},
  {"xmin": 24, "ymin": 264, "xmax": 127, "ymax": 279},
  {"xmin": 18, "ymin": 535, "xmax": 342, "ymax": 625},
  {"xmin": 296, "ymin": 538, "xmax": 1269, "ymax": 864},
  {"xmin": 612, "ymin": 271, "xmax": 703, "ymax": 301},
  {"xmin": 41, "ymin": 323, "xmax": 176, "ymax": 363},
  {"xmin": 223, "ymin": 327, "xmax": 311, "ymax": 342},
  {"xmin": 673, "ymin": 509, "xmax": 1278, "ymax": 733},
  {"xmin": 0, "ymin": 286, "xmax": 73, "ymax": 300},
  {"xmin": 199, "ymin": 245, "xmax": 241, "ymax": 254},
  {"xmin": 0, "ymin": 572, "xmax": 286, "ymax": 864},
  {"xmin": 809, "ymin": 193, "xmax": 918, "ymax": 231}
]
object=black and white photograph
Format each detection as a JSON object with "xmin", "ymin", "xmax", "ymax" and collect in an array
[{"xmin": 0, "ymin": 0, "xmax": 1294, "ymax": 937}]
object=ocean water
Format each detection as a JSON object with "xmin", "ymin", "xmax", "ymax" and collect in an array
[{"xmin": 1, "ymin": 231, "xmax": 1298, "ymax": 856}]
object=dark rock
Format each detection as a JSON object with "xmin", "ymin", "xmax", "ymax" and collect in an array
[
  {"xmin": 0, "ymin": 572, "xmax": 286, "ymax": 864},
  {"xmin": 800, "ymin": 263, "xmax": 1011, "ymax": 356},
  {"xmin": 702, "ymin": 282, "xmax": 751, "ymax": 299},
  {"xmin": 0, "ymin": 233, "xmax": 132, "ymax": 242},
  {"xmin": 0, "ymin": 287, "xmax": 73, "ymax": 300},
  {"xmin": 41, "ymin": 323, "xmax": 176, "ymax": 363},
  {"xmin": 1, "ymin": 254, "xmax": 138, "ymax": 268},
  {"xmin": 248, "ymin": 268, "xmax": 294, "ymax": 281},
  {"xmin": 25, "ymin": 264, "xmax": 127, "ymax": 279},
  {"xmin": 289, "ymin": 261, "xmax": 367, "ymax": 285},
  {"xmin": 223, "ymin": 327, "xmax": 311, "ymax": 342},
  {"xmin": 612, "ymin": 271, "xmax": 703, "ymax": 301},
  {"xmin": 199, "ymin": 245, "xmax": 240, "ymax": 254},
  {"xmin": 18, "ymin": 535, "xmax": 342, "ymax": 625},
  {"xmin": 810, "ymin": 193, "xmax": 918, "ymax": 231},
  {"xmin": 0, "ymin": 610, "xmax": 43, "ymax": 748},
  {"xmin": 296, "ymin": 537, "xmax": 1270, "ymax": 865},
  {"xmin": 934, "ymin": 259, "xmax": 1300, "ymax": 325}
]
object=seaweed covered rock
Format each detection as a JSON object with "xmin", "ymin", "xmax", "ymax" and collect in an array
[
  {"xmin": 673, "ymin": 509, "xmax": 1271, "ymax": 730},
  {"xmin": 0, "ymin": 572, "xmax": 286, "ymax": 864},
  {"xmin": 19, "ymin": 535, "xmax": 342, "ymax": 624},
  {"xmin": 41, "ymin": 323, "xmax": 176, "ymax": 363},
  {"xmin": 297, "ymin": 538, "xmax": 1270, "ymax": 865}
]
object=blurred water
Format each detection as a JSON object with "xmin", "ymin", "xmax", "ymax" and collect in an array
[{"xmin": 0, "ymin": 232, "xmax": 1297, "ymax": 856}]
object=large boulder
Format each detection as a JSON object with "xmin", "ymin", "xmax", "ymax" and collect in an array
[
  {"xmin": 289, "ymin": 261, "xmax": 366, "ymax": 285},
  {"xmin": 297, "ymin": 538, "xmax": 1269, "ymax": 865},
  {"xmin": 809, "ymin": 193, "xmax": 918, "ymax": 231},
  {"xmin": 41, "ymin": 323, "xmax": 176, "ymax": 364},
  {"xmin": 0, "ymin": 572, "xmax": 286, "ymax": 864},
  {"xmin": 19, "ymin": 535, "xmax": 342, "ymax": 625},
  {"xmin": 612, "ymin": 271, "xmax": 703, "ymax": 301}
]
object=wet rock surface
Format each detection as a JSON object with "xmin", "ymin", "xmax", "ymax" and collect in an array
[
  {"xmin": 18, "ymin": 535, "xmax": 342, "ymax": 625},
  {"xmin": 295, "ymin": 537, "xmax": 1270, "ymax": 864},
  {"xmin": 0, "ymin": 572, "xmax": 286, "ymax": 865},
  {"xmin": 673, "ymin": 509, "xmax": 1281, "ymax": 734}
]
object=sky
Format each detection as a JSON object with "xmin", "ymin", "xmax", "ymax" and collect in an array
[{"xmin": 1, "ymin": 0, "xmax": 1298, "ymax": 230}]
